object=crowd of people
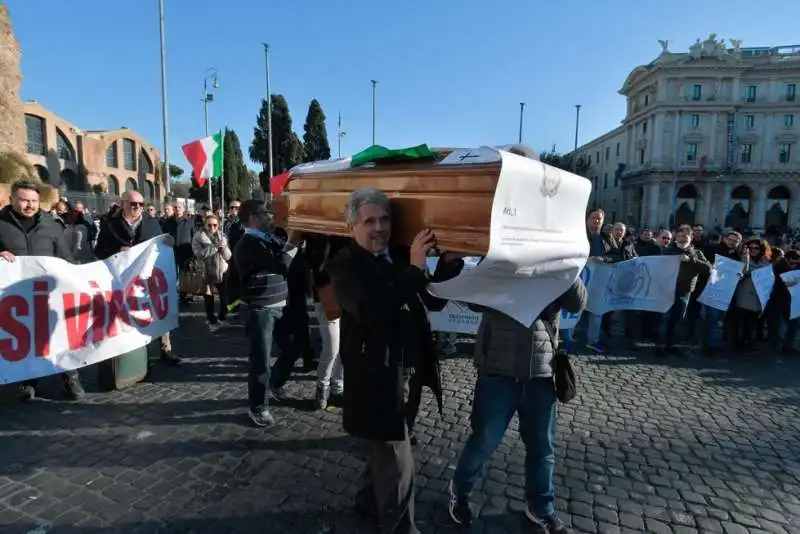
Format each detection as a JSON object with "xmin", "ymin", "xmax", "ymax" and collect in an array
[
  {"xmin": 6, "ymin": 175, "xmax": 800, "ymax": 534},
  {"xmin": 569, "ymin": 209, "xmax": 800, "ymax": 359}
]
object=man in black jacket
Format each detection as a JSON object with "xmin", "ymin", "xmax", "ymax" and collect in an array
[
  {"xmin": 327, "ymin": 187, "xmax": 457, "ymax": 534},
  {"xmin": 0, "ymin": 180, "xmax": 85, "ymax": 401},
  {"xmin": 228, "ymin": 199, "xmax": 290, "ymax": 428},
  {"xmin": 94, "ymin": 190, "xmax": 180, "ymax": 365}
]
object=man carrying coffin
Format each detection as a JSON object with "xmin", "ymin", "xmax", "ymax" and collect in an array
[
  {"xmin": 94, "ymin": 190, "xmax": 180, "ymax": 366},
  {"xmin": 0, "ymin": 179, "xmax": 86, "ymax": 401},
  {"xmin": 327, "ymin": 187, "xmax": 462, "ymax": 534}
]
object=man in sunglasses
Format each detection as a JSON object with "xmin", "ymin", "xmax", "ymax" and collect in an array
[{"xmin": 94, "ymin": 190, "xmax": 180, "ymax": 365}]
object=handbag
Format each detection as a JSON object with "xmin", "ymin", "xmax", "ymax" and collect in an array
[
  {"xmin": 542, "ymin": 320, "xmax": 577, "ymax": 404},
  {"xmin": 179, "ymin": 257, "xmax": 206, "ymax": 295}
]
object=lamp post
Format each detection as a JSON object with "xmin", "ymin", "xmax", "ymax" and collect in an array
[
  {"xmin": 202, "ymin": 68, "xmax": 219, "ymax": 211},
  {"xmin": 371, "ymin": 80, "xmax": 377, "ymax": 145},
  {"xmin": 157, "ymin": 0, "xmax": 170, "ymax": 197},
  {"xmin": 573, "ymin": 104, "xmax": 581, "ymax": 171},
  {"xmin": 518, "ymin": 102, "xmax": 525, "ymax": 144},
  {"xmin": 337, "ymin": 111, "xmax": 346, "ymax": 159},
  {"xmin": 263, "ymin": 43, "xmax": 274, "ymax": 182}
]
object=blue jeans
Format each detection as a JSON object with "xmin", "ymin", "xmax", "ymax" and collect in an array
[
  {"xmin": 245, "ymin": 305, "xmax": 283, "ymax": 411},
  {"xmin": 563, "ymin": 311, "xmax": 602, "ymax": 344},
  {"xmin": 453, "ymin": 374, "xmax": 557, "ymax": 519},
  {"xmin": 660, "ymin": 293, "xmax": 691, "ymax": 347},
  {"xmin": 703, "ymin": 306, "xmax": 725, "ymax": 349}
]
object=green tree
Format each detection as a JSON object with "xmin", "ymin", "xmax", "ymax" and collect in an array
[
  {"xmin": 302, "ymin": 99, "xmax": 331, "ymax": 163},
  {"xmin": 188, "ymin": 172, "xmax": 222, "ymax": 207},
  {"xmin": 539, "ymin": 145, "xmax": 591, "ymax": 176},
  {"xmin": 250, "ymin": 94, "xmax": 303, "ymax": 191},
  {"xmin": 169, "ymin": 180, "xmax": 190, "ymax": 199},
  {"xmin": 222, "ymin": 128, "xmax": 250, "ymax": 204}
]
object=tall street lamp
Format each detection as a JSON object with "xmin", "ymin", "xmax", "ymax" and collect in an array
[
  {"xmin": 337, "ymin": 111, "xmax": 346, "ymax": 159},
  {"xmin": 573, "ymin": 104, "xmax": 581, "ymax": 171},
  {"xmin": 202, "ymin": 68, "xmax": 219, "ymax": 211},
  {"xmin": 157, "ymin": 0, "xmax": 170, "ymax": 197},
  {"xmin": 518, "ymin": 102, "xmax": 526, "ymax": 144},
  {"xmin": 263, "ymin": 43, "xmax": 274, "ymax": 182},
  {"xmin": 371, "ymin": 80, "xmax": 378, "ymax": 145}
]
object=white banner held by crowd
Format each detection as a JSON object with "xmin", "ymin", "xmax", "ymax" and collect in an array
[
  {"xmin": 751, "ymin": 266, "xmax": 776, "ymax": 310},
  {"xmin": 780, "ymin": 271, "xmax": 800, "ymax": 319},
  {"xmin": 429, "ymin": 150, "xmax": 591, "ymax": 326},
  {"xmin": 697, "ymin": 256, "xmax": 745, "ymax": 311},
  {"xmin": 0, "ymin": 235, "xmax": 179, "ymax": 384},
  {"xmin": 585, "ymin": 256, "xmax": 681, "ymax": 315}
]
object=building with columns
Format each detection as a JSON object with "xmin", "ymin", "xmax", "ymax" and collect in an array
[{"xmin": 573, "ymin": 35, "xmax": 800, "ymax": 233}]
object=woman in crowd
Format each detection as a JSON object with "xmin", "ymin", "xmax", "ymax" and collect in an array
[
  {"xmin": 191, "ymin": 214, "xmax": 232, "ymax": 332},
  {"xmin": 730, "ymin": 237, "xmax": 772, "ymax": 351}
]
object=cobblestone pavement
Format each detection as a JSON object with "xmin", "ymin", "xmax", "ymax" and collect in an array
[{"xmin": 2, "ymin": 307, "xmax": 800, "ymax": 533}]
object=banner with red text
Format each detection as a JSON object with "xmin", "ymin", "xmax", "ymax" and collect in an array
[{"xmin": 0, "ymin": 235, "xmax": 178, "ymax": 384}]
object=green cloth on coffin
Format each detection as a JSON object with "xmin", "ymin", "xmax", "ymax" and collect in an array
[{"xmin": 350, "ymin": 144, "xmax": 437, "ymax": 168}]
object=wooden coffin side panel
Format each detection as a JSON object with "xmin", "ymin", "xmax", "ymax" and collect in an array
[{"xmin": 283, "ymin": 163, "xmax": 500, "ymax": 255}]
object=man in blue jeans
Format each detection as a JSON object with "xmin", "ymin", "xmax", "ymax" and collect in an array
[
  {"xmin": 229, "ymin": 200, "xmax": 290, "ymax": 427},
  {"xmin": 448, "ymin": 279, "xmax": 587, "ymax": 533}
]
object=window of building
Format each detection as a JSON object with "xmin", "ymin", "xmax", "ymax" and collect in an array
[
  {"xmin": 692, "ymin": 84, "xmax": 702, "ymax": 101},
  {"xmin": 123, "ymin": 139, "xmax": 136, "ymax": 171},
  {"xmin": 787, "ymin": 83, "xmax": 797, "ymax": 102},
  {"xmin": 56, "ymin": 129, "xmax": 75, "ymax": 162},
  {"xmin": 645, "ymin": 95, "xmax": 650, "ymax": 106},
  {"xmin": 642, "ymin": 121, "xmax": 648, "ymax": 134},
  {"xmin": 746, "ymin": 85, "xmax": 757, "ymax": 102},
  {"xmin": 615, "ymin": 142, "xmax": 620, "ymax": 157},
  {"xmin": 614, "ymin": 173, "xmax": 619, "ymax": 188},
  {"xmin": 139, "ymin": 149, "xmax": 154, "ymax": 174},
  {"xmin": 639, "ymin": 149, "xmax": 645, "ymax": 165},
  {"xmin": 605, "ymin": 147, "xmax": 610, "ymax": 161},
  {"xmin": 691, "ymin": 114, "xmax": 700, "ymax": 128},
  {"xmin": 603, "ymin": 173, "xmax": 608, "ymax": 189},
  {"xmin": 25, "ymin": 114, "xmax": 46, "ymax": 155},
  {"xmin": 686, "ymin": 143, "xmax": 698, "ymax": 162},
  {"xmin": 741, "ymin": 144, "xmax": 753, "ymax": 164},
  {"xmin": 595, "ymin": 151, "xmax": 600, "ymax": 164},
  {"xmin": 779, "ymin": 143, "xmax": 792, "ymax": 164},
  {"xmin": 785, "ymin": 114, "xmax": 795, "ymax": 128},
  {"xmin": 744, "ymin": 114, "xmax": 755, "ymax": 129},
  {"xmin": 106, "ymin": 143, "xmax": 118, "ymax": 167}
]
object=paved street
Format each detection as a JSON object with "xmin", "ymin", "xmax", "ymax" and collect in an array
[{"xmin": 2, "ymin": 307, "xmax": 800, "ymax": 534}]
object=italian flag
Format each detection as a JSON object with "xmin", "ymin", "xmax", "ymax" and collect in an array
[{"xmin": 182, "ymin": 131, "xmax": 223, "ymax": 188}]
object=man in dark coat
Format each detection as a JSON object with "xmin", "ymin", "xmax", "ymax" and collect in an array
[
  {"xmin": 94, "ymin": 190, "xmax": 180, "ymax": 365},
  {"xmin": 0, "ymin": 180, "xmax": 85, "ymax": 401},
  {"xmin": 327, "ymin": 187, "xmax": 458, "ymax": 534}
]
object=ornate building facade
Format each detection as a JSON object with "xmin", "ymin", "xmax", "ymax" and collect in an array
[{"xmin": 574, "ymin": 35, "xmax": 800, "ymax": 232}]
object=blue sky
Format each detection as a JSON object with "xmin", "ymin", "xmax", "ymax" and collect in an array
[{"xmin": 7, "ymin": 0, "xmax": 800, "ymax": 176}]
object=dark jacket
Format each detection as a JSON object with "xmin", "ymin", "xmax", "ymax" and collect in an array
[
  {"xmin": 224, "ymin": 218, "xmax": 245, "ymax": 251},
  {"xmin": 229, "ymin": 233, "xmax": 288, "ymax": 308},
  {"xmin": 635, "ymin": 238, "xmax": 661, "ymax": 257},
  {"xmin": 0, "ymin": 206, "xmax": 73, "ymax": 261},
  {"xmin": 305, "ymin": 234, "xmax": 350, "ymax": 302},
  {"xmin": 587, "ymin": 230, "xmax": 618, "ymax": 262},
  {"xmin": 172, "ymin": 216, "xmax": 196, "ymax": 266},
  {"xmin": 608, "ymin": 240, "xmax": 638, "ymax": 263},
  {"xmin": 93, "ymin": 212, "xmax": 164, "ymax": 260},
  {"xmin": 471, "ymin": 279, "xmax": 587, "ymax": 381},
  {"xmin": 662, "ymin": 244, "xmax": 712, "ymax": 295},
  {"xmin": 327, "ymin": 242, "xmax": 455, "ymax": 442}
]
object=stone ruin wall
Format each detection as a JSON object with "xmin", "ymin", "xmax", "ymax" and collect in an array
[{"xmin": 0, "ymin": 2, "xmax": 26, "ymax": 156}]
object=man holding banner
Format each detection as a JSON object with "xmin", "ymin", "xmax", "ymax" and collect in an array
[{"xmin": 0, "ymin": 179, "xmax": 86, "ymax": 400}]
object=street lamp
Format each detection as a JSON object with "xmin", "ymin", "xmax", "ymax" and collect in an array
[
  {"xmin": 518, "ymin": 102, "xmax": 525, "ymax": 144},
  {"xmin": 371, "ymin": 80, "xmax": 378, "ymax": 145},
  {"xmin": 202, "ymin": 68, "xmax": 219, "ymax": 210}
]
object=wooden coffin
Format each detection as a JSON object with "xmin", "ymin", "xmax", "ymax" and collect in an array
[{"xmin": 271, "ymin": 159, "xmax": 501, "ymax": 255}]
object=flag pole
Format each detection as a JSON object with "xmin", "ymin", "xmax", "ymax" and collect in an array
[
  {"xmin": 263, "ymin": 43, "xmax": 274, "ymax": 188},
  {"xmin": 158, "ymin": 0, "xmax": 170, "ymax": 198}
]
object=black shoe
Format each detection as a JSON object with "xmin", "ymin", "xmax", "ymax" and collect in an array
[
  {"xmin": 248, "ymin": 407, "xmax": 276, "ymax": 427},
  {"xmin": 354, "ymin": 494, "xmax": 381, "ymax": 529},
  {"xmin": 270, "ymin": 387, "xmax": 290, "ymax": 403},
  {"xmin": 64, "ymin": 379, "xmax": 86, "ymax": 400},
  {"xmin": 409, "ymin": 434, "xmax": 418, "ymax": 447},
  {"xmin": 447, "ymin": 480, "xmax": 473, "ymax": 526},
  {"xmin": 19, "ymin": 385, "xmax": 36, "ymax": 402},
  {"xmin": 161, "ymin": 352, "xmax": 182, "ymax": 366},
  {"xmin": 524, "ymin": 509, "xmax": 570, "ymax": 534}
]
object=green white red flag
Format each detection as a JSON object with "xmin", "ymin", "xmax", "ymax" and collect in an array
[{"xmin": 182, "ymin": 132, "xmax": 223, "ymax": 188}]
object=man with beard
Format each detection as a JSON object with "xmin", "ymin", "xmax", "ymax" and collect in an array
[
  {"xmin": 326, "ymin": 188, "xmax": 460, "ymax": 534},
  {"xmin": 659, "ymin": 225, "xmax": 712, "ymax": 356},
  {"xmin": 0, "ymin": 180, "xmax": 86, "ymax": 400}
]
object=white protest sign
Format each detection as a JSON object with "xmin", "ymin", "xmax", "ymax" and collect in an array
[
  {"xmin": 426, "ymin": 257, "xmax": 482, "ymax": 334},
  {"xmin": 429, "ymin": 151, "xmax": 591, "ymax": 326},
  {"xmin": 697, "ymin": 256, "xmax": 745, "ymax": 311},
  {"xmin": 780, "ymin": 271, "xmax": 800, "ymax": 320},
  {"xmin": 585, "ymin": 256, "xmax": 681, "ymax": 315},
  {"xmin": 560, "ymin": 266, "xmax": 593, "ymax": 330},
  {"xmin": 750, "ymin": 265, "xmax": 775, "ymax": 310},
  {"xmin": 0, "ymin": 236, "xmax": 179, "ymax": 384}
]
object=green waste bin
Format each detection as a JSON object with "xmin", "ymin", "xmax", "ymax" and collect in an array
[{"xmin": 97, "ymin": 340, "xmax": 156, "ymax": 391}]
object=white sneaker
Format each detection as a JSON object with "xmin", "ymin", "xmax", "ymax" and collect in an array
[{"xmin": 208, "ymin": 322, "xmax": 220, "ymax": 333}]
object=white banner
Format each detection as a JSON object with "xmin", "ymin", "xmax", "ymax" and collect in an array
[
  {"xmin": 0, "ymin": 235, "xmax": 178, "ymax": 384},
  {"xmin": 429, "ymin": 152, "xmax": 591, "ymax": 326},
  {"xmin": 751, "ymin": 265, "xmax": 776, "ymax": 310},
  {"xmin": 780, "ymin": 271, "xmax": 800, "ymax": 320},
  {"xmin": 585, "ymin": 256, "xmax": 681, "ymax": 315},
  {"xmin": 697, "ymin": 256, "xmax": 745, "ymax": 311}
]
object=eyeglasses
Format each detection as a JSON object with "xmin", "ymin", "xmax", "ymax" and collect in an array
[
  {"xmin": 128, "ymin": 202, "xmax": 144, "ymax": 208},
  {"xmin": 207, "ymin": 224, "xmax": 218, "ymax": 229}
]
